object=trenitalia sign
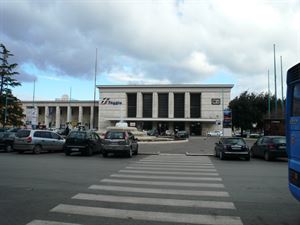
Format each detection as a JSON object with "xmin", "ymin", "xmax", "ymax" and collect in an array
[{"xmin": 100, "ymin": 98, "xmax": 122, "ymax": 105}]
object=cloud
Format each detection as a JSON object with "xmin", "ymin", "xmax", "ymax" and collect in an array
[{"xmin": 0, "ymin": 0, "xmax": 299, "ymax": 96}]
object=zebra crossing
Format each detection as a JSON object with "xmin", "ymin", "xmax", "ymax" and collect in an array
[{"xmin": 26, "ymin": 155, "xmax": 244, "ymax": 225}]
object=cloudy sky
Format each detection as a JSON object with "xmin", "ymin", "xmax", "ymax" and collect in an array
[{"xmin": 1, "ymin": 0, "xmax": 299, "ymax": 101}]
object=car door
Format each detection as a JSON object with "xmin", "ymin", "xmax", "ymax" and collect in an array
[
  {"xmin": 92, "ymin": 133, "xmax": 102, "ymax": 152},
  {"xmin": 51, "ymin": 132, "xmax": 64, "ymax": 151}
]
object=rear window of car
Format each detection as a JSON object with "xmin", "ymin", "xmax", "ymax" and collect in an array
[
  {"xmin": 16, "ymin": 130, "xmax": 31, "ymax": 138},
  {"xmin": 105, "ymin": 131, "xmax": 125, "ymax": 139},
  {"xmin": 272, "ymin": 137, "xmax": 286, "ymax": 144},
  {"xmin": 68, "ymin": 131, "xmax": 86, "ymax": 139},
  {"xmin": 223, "ymin": 138, "xmax": 246, "ymax": 145}
]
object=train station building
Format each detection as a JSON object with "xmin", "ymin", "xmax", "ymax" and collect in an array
[{"xmin": 21, "ymin": 84, "xmax": 233, "ymax": 136}]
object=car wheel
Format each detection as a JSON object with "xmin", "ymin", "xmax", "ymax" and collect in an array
[
  {"xmin": 219, "ymin": 151, "xmax": 225, "ymax": 160},
  {"xmin": 264, "ymin": 151, "xmax": 271, "ymax": 161},
  {"xmin": 5, "ymin": 144, "xmax": 13, "ymax": 152},
  {"xmin": 87, "ymin": 146, "xmax": 93, "ymax": 156},
  {"xmin": 134, "ymin": 145, "xmax": 139, "ymax": 155},
  {"xmin": 65, "ymin": 149, "xmax": 71, "ymax": 156},
  {"xmin": 33, "ymin": 145, "xmax": 42, "ymax": 154},
  {"xmin": 245, "ymin": 154, "xmax": 251, "ymax": 161},
  {"xmin": 127, "ymin": 148, "xmax": 133, "ymax": 158}
]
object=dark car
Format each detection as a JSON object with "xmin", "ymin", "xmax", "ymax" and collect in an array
[
  {"xmin": 102, "ymin": 130, "xmax": 138, "ymax": 157},
  {"xmin": 215, "ymin": 137, "xmax": 250, "ymax": 160},
  {"xmin": 0, "ymin": 128, "xmax": 21, "ymax": 152},
  {"xmin": 251, "ymin": 136, "xmax": 287, "ymax": 161},
  {"xmin": 64, "ymin": 131, "xmax": 102, "ymax": 156},
  {"xmin": 175, "ymin": 130, "xmax": 189, "ymax": 140}
]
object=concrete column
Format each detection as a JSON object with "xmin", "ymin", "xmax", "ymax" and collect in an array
[
  {"xmin": 185, "ymin": 92, "xmax": 190, "ymax": 118},
  {"xmin": 137, "ymin": 92, "xmax": 142, "ymax": 118},
  {"xmin": 55, "ymin": 106, "xmax": 60, "ymax": 128},
  {"xmin": 67, "ymin": 106, "xmax": 71, "ymax": 123},
  {"xmin": 90, "ymin": 106, "xmax": 94, "ymax": 129},
  {"xmin": 153, "ymin": 92, "xmax": 158, "ymax": 118},
  {"xmin": 168, "ymin": 92, "xmax": 174, "ymax": 118},
  {"xmin": 35, "ymin": 106, "xmax": 39, "ymax": 125},
  {"xmin": 45, "ymin": 106, "xmax": 49, "ymax": 128},
  {"xmin": 78, "ymin": 106, "xmax": 83, "ymax": 124}
]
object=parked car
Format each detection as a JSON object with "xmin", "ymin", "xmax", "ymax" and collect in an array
[
  {"xmin": 215, "ymin": 137, "xmax": 250, "ymax": 160},
  {"xmin": 63, "ymin": 130, "xmax": 102, "ymax": 156},
  {"xmin": 14, "ymin": 129, "xmax": 65, "ymax": 154},
  {"xmin": 207, "ymin": 130, "xmax": 223, "ymax": 137},
  {"xmin": 102, "ymin": 130, "xmax": 138, "ymax": 157},
  {"xmin": 0, "ymin": 128, "xmax": 21, "ymax": 152},
  {"xmin": 175, "ymin": 130, "xmax": 189, "ymax": 139},
  {"xmin": 251, "ymin": 136, "xmax": 287, "ymax": 161},
  {"xmin": 147, "ymin": 128, "xmax": 159, "ymax": 136}
]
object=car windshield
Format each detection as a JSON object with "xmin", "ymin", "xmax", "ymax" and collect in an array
[
  {"xmin": 273, "ymin": 137, "xmax": 286, "ymax": 144},
  {"xmin": 223, "ymin": 138, "xmax": 245, "ymax": 145},
  {"xmin": 68, "ymin": 132, "xmax": 86, "ymax": 139},
  {"xmin": 105, "ymin": 131, "xmax": 125, "ymax": 139}
]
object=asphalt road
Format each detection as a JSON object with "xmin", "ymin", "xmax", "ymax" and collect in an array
[{"xmin": 0, "ymin": 138, "xmax": 299, "ymax": 225}]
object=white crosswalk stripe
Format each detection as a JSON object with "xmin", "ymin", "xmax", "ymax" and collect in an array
[
  {"xmin": 51, "ymin": 204, "xmax": 243, "ymax": 225},
  {"xmin": 89, "ymin": 184, "xmax": 230, "ymax": 197},
  {"xmin": 26, "ymin": 220, "xmax": 82, "ymax": 225},
  {"xmin": 110, "ymin": 173, "xmax": 223, "ymax": 181},
  {"xmin": 73, "ymin": 193, "xmax": 235, "ymax": 209},
  {"xmin": 101, "ymin": 178, "xmax": 225, "ymax": 188},
  {"xmin": 125, "ymin": 166, "xmax": 217, "ymax": 171},
  {"xmin": 27, "ymin": 155, "xmax": 243, "ymax": 225},
  {"xmin": 119, "ymin": 169, "xmax": 219, "ymax": 176}
]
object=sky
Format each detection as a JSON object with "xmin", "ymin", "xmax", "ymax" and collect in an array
[{"xmin": 1, "ymin": 0, "xmax": 299, "ymax": 101}]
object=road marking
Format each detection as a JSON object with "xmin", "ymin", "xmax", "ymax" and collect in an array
[
  {"xmin": 111, "ymin": 173, "xmax": 223, "ymax": 181},
  {"xmin": 134, "ymin": 161, "xmax": 214, "ymax": 166},
  {"xmin": 73, "ymin": 193, "xmax": 236, "ymax": 209},
  {"xmin": 125, "ymin": 166, "xmax": 217, "ymax": 172},
  {"xmin": 101, "ymin": 178, "xmax": 225, "ymax": 188},
  {"xmin": 129, "ymin": 164, "xmax": 216, "ymax": 169},
  {"xmin": 26, "ymin": 220, "xmax": 82, "ymax": 225},
  {"xmin": 51, "ymin": 204, "xmax": 243, "ymax": 225},
  {"xmin": 119, "ymin": 169, "xmax": 219, "ymax": 176},
  {"xmin": 89, "ymin": 185, "xmax": 229, "ymax": 197}
]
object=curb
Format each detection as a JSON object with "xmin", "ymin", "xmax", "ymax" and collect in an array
[{"xmin": 185, "ymin": 152, "xmax": 214, "ymax": 156}]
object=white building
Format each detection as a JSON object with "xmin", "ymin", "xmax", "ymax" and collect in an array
[{"xmin": 21, "ymin": 84, "xmax": 233, "ymax": 135}]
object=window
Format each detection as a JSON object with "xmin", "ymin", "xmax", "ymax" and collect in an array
[
  {"xmin": 190, "ymin": 93, "xmax": 201, "ymax": 118},
  {"xmin": 143, "ymin": 93, "xmax": 153, "ymax": 118},
  {"xmin": 174, "ymin": 93, "xmax": 185, "ymax": 118},
  {"xmin": 158, "ymin": 93, "xmax": 168, "ymax": 118},
  {"xmin": 105, "ymin": 131, "xmax": 125, "ymax": 139},
  {"xmin": 292, "ymin": 83, "xmax": 300, "ymax": 116},
  {"xmin": 51, "ymin": 132, "xmax": 60, "ymax": 139},
  {"xmin": 127, "ymin": 93, "xmax": 137, "ymax": 118}
]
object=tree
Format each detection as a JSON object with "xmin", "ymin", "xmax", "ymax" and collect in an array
[
  {"xmin": 229, "ymin": 91, "xmax": 281, "ymax": 134},
  {"xmin": 0, "ymin": 43, "xmax": 24, "ymax": 127}
]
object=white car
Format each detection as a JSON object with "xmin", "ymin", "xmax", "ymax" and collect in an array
[{"xmin": 207, "ymin": 130, "xmax": 223, "ymax": 137}]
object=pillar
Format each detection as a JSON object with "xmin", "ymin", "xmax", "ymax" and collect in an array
[
  {"xmin": 55, "ymin": 106, "xmax": 60, "ymax": 128},
  {"xmin": 185, "ymin": 92, "xmax": 190, "ymax": 118},
  {"xmin": 168, "ymin": 92, "xmax": 174, "ymax": 118}
]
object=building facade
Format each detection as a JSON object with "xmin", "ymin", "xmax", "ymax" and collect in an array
[
  {"xmin": 21, "ymin": 84, "xmax": 233, "ymax": 136},
  {"xmin": 98, "ymin": 84, "xmax": 233, "ymax": 136}
]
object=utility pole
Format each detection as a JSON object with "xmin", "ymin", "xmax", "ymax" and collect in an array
[
  {"xmin": 280, "ymin": 56, "xmax": 284, "ymax": 113},
  {"xmin": 93, "ymin": 48, "xmax": 98, "ymax": 130},
  {"xmin": 268, "ymin": 69, "xmax": 271, "ymax": 118},
  {"xmin": 273, "ymin": 44, "xmax": 278, "ymax": 114}
]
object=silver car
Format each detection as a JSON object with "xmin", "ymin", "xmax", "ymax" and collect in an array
[
  {"xmin": 102, "ymin": 130, "xmax": 138, "ymax": 158},
  {"xmin": 14, "ymin": 129, "xmax": 65, "ymax": 154}
]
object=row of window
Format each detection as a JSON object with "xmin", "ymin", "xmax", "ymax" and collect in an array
[{"xmin": 127, "ymin": 93, "xmax": 201, "ymax": 118}]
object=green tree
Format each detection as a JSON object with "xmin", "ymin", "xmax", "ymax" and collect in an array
[
  {"xmin": 0, "ymin": 43, "xmax": 24, "ymax": 127},
  {"xmin": 229, "ymin": 91, "xmax": 281, "ymax": 134}
]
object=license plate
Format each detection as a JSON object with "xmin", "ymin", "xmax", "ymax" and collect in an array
[
  {"xmin": 278, "ymin": 146, "xmax": 286, "ymax": 149},
  {"xmin": 71, "ymin": 148, "xmax": 79, "ymax": 151}
]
